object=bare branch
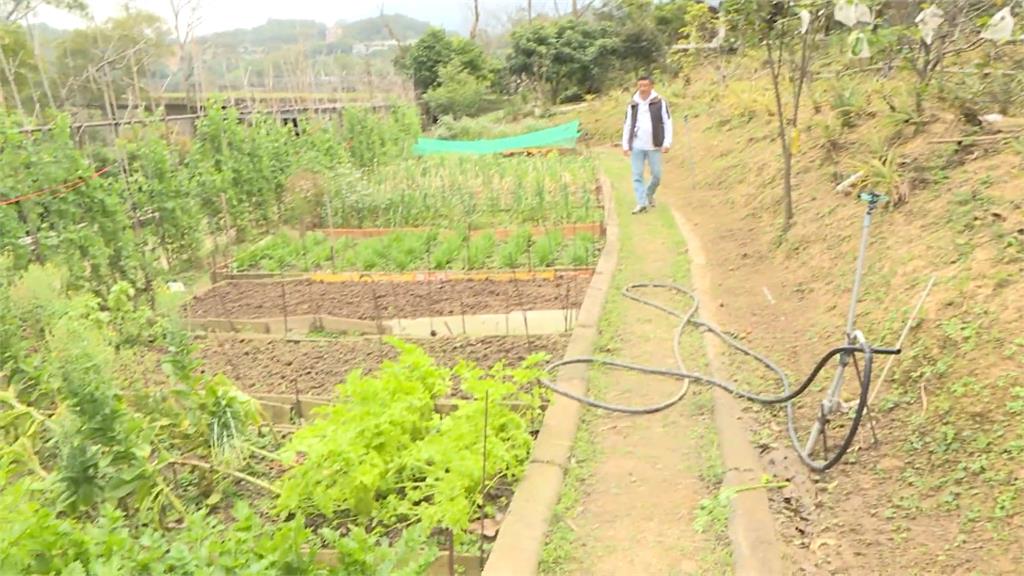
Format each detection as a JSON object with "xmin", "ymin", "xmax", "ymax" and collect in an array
[{"xmin": 469, "ymin": 0, "xmax": 480, "ymax": 40}]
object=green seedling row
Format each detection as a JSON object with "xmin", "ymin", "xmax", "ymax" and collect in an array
[
  {"xmin": 231, "ymin": 228, "xmax": 602, "ymax": 273},
  {"xmin": 325, "ymin": 155, "xmax": 601, "ymax": 229}
]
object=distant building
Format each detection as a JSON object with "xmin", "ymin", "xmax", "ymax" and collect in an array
[{"xmin": 352, "ymin": 39, "xmax": 403, "ymax": 55}]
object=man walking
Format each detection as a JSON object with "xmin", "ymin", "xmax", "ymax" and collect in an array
[{"xmin": 622, "ymin": 76, "xmax": 673, "ymax": 214}]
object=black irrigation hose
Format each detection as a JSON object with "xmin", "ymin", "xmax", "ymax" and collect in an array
[{"xmin": 538, "ymin": 282, "xmax": 900, "ymax": 472}]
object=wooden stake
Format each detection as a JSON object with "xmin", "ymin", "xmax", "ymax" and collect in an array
[
  {"xmin": 868, "ymin": 275, "xmax": 937, "ymax": 406},
  {"xmin": 479, "ymin": 389, "xmax": 490, "ymax": 571},
  {"xmin": 0, "ymin": 48, "xmax": 25, "ymax": 114}
]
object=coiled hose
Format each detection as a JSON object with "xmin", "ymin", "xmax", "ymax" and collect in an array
[{"xmin": 539, "ymin": 282, "xmax": 900, "ymax": 472}]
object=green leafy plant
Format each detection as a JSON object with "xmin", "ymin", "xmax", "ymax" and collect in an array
[
  {"xmin": 465, "ymin": 232, "xmax": 497, "ymax": 269},
  {"xmin": 430, "ymin": 231, "xmax": 466, "ymax": 270},
  {"xmin": 533, "ymin": 230, "xmax": 563, "ymax": 268},
  {"xmin": 277, "ymin": 339, "xmax": 546, "ymax": 534},
  {"xmin": 498, "ymin": 228, "xmax": 532, "ymax": 269},
  {"xmin": 198, "ymin": 375, "xmax": 262, "ymax": 465},
  {"xmin": 563, "ymin": 233, "xmax": 597, "ymax": 267}
]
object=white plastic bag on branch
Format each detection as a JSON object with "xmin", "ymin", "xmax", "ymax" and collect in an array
[
  {"xmin": 799, "ymin": 10, "xmax": 812, "ymax": 34},
  {"xmin": 981, "ymin": 7, "xmax": 1015, "ymax": 42},
  {"xmin": 915, "ymin": 6, "xmax": 945, "ymax": 46},
  {"xmin": 834, "ymin": 1, "xmax": 873, "ymax": 28},
  {"xmin": 834, "ymin": 1, "xmax": 858, "ymax": 27},
  {"xmin": 854, "ymin": 3, "xmax": 873, "ymax": 24}
]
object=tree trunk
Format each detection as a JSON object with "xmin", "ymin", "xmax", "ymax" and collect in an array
[
  {"xmin": 470, "ymin": 0, "xmax": 480, "ymax": 40},
  {"xmin": 0, "ymin": 48, "xmax": 25, "ymax": 115},
  {"xmin": 24, "ymin": 18, "xmax": 57, "ymax": 110},
  {"xmin": 781, "ymin": 146, "xmax": 794, "ymax": 230},
  {"xmin": 766, "ymin": 32, "xmax": 793, "ymax": 231}
]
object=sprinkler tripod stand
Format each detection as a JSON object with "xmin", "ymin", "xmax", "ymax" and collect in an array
[{"xmin": 539, "ymin": 191, "xmax": 901, "ymax": 472}]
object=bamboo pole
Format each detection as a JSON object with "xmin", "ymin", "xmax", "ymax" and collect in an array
[{"xmin": 868, "ymin": 275, "xmax": 937, "ymax": 407}]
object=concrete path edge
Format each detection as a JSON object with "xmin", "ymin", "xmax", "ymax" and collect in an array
[
  {"xmin": 671, "ymin": 207, "xmax": 785, "ymax": 576},
  {"xmin": 482, "ymin": 175, "xmax": 620, "ymax": 576}
]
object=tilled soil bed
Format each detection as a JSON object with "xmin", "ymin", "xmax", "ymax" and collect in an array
[
  {"xmin": 187, "ymin": 277, "xmax": 589, "ymax": 320},
  {"xmin": 196, "ymin": 335, "xmax": 569, "ymax": 397}
]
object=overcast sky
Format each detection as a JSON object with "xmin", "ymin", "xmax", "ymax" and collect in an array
[{"xmin": 33, "ymin": 0, "xmax": 578, "ymax": 35}]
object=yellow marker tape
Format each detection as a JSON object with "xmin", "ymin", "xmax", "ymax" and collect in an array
[{"xmin": 309, "ymin": 268, "xmax": 589, "ymax": 283}]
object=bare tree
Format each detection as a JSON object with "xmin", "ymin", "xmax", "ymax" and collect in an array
[
  {"xmin": 470, "ymin": 0, "xmax": 480, "ymax": 40},
  {"xmin": 22, "ymin": 16, "xmax": 56, "ymax": 109},
  {"xmin": 908, "ymin": 1, "xmax": 987, "ymax": 121},
  {"xmin": 764, "ymin": 5, "xmax": 816, "ymax": 232},
  {"xmin": 169, "ymin": 0, "xmax": 202, "ymax": 109},
  {"xmin": 2, "ymin": 0, "xmax": 86, "ymax": 23},
  {"xmin": 0, "ymin": 47, "xmax": 24, "ymax": 113}
]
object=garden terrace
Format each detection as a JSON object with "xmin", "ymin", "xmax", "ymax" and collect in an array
[
  {"xmin": 195, "ymin": 334, "xmax": 569, "ymax": 398},
  {"xmin": 222, "ymin": 226, "xmax": 604, "ymax": 276},
  {"xmin": 185, "ymin": 276, "xmax": 589, "ymax": 325},
  {"xmin": 0, "ymin": 265, "xmax": 560, "ymax": 574},
  {"xmin": 323, "ymin": 155, "xmax": 601, "ymax": 229}
]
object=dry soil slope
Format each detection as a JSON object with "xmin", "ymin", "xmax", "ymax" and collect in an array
[{"xmin": 642, "ymin": 61, "xmax": 1024, "ymax": 575}]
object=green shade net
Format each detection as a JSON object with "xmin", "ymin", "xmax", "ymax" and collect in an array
[{"xmin": 413, "ymin": 120, "xmax": 581, "ymax": 155}]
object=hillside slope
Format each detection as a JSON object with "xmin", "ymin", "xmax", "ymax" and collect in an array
[{"xmin": 566, "ymin": 59, "xmax": 1022, "ymax": 574}]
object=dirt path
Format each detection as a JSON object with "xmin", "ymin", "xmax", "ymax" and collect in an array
[
  {"xmin": 666, "ymin": 116, "xmax": 886, "ymax": 575},
  {"xmin": 542, "ymin": 152, "xmax": 726, "ymax": 575}
]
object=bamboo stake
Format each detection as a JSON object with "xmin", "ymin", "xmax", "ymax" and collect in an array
[
  {"xmin": 0, "ymin": 47, "xmax": 25, "ymax": 114},
  {"xmin": 868, "ymin": 275, "xmax": 937, "ymax": 407},
  {"xmin": 928, "ymin": 132, "xmax": 1024, "ymax": 144},
  {"xmin": 22, "ymin": 18, "xmax": 56, "ymax": 110}
]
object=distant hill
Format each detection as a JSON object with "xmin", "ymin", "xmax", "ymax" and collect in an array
[
  {"xmin": 197, "ymin": 14, "xmax": 431, "ymax": 56},
  {"xmin": 334, "ymin": 14, "xmax": 432, "ymax": 43},
  {"xmin": 202, "ymin": 19, "xmax": 328, "ymax": 52}
]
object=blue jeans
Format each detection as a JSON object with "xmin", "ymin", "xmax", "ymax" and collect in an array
[{"xmin": 630, "ymin": 149, "xmax": 663, "ymax": 207}]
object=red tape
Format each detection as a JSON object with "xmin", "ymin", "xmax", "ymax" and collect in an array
[{"xmin": 0, "ymin": 165, "xmax": 115, "ymax": 207}]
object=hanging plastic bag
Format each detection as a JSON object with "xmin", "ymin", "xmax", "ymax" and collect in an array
[
  {"xmin": 835, "ymin": 1, "xmax": 872, "ymax": 27},
  {"xmin": 834, "ymin": 0, "xmax": 857, "ymax": 27},
  {"xmin": 915, "ymin": 6, "xmax": 945, "ymax": 46},
  {"xmin": 854, "ymin": 3, "xmax": 873, "ymax": 24},
  {"xmin": 981, "ymin": 7, "xmax": 1015, "ymax": 42},
  {"xmin": 799, "ymin": 10, "xmax": 812, "ymax": 34}
]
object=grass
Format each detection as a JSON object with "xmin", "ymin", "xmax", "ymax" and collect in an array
[{"xmin": 539, "ymin": 152, "xmax": 728, "ymax": 575}]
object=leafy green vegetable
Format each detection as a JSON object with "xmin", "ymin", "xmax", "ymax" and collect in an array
[
  {"xmin": 277, "ymin": 339, "xmax": 547, "ymax": 533},
  {"xmin": 533, "ymin": 229, "xmax": 563, "ymax": 268},
  {"xmin": 465, "ymin": 232, "xmax": 497, "ymax": 269}
]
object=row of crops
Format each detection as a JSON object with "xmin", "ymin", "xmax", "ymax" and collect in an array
[
  {"xmin": 0, "ymin": 105, "xmax": 598, "ymax": 296},
  {"xmin": 0, "ymin": 105, "xmax": 420, "ymax": 295},
  {"xmin": 231, "ymin": 229, "xmax": 601, "ymax": 273},
  {"xmin": 335, "ymin": 155, "xmax": 600, "ymax": 228}
]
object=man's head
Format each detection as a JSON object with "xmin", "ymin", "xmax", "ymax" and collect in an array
[{"xmin": 636, "ymin": 75, "xmax": 654, "ymax": 99}]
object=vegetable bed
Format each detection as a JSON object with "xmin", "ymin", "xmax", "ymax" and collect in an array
[
  {"xmin": 196, "ymin": 334, "xmax": 569, "ymax": 398},
  {"xmin": 228, "ymin": 228, "xmax": 602, "ymax": 274},
  {"xmin": 186, "ymin": 277, "xmax": 589, "ymax": 321},
  {"xmin": 0, "ymin": 264, "xmax": 550, "ymax": 573},
  {"xmin": 326, "ymin": 155, "xmax": 600, "ymax": 228}
]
